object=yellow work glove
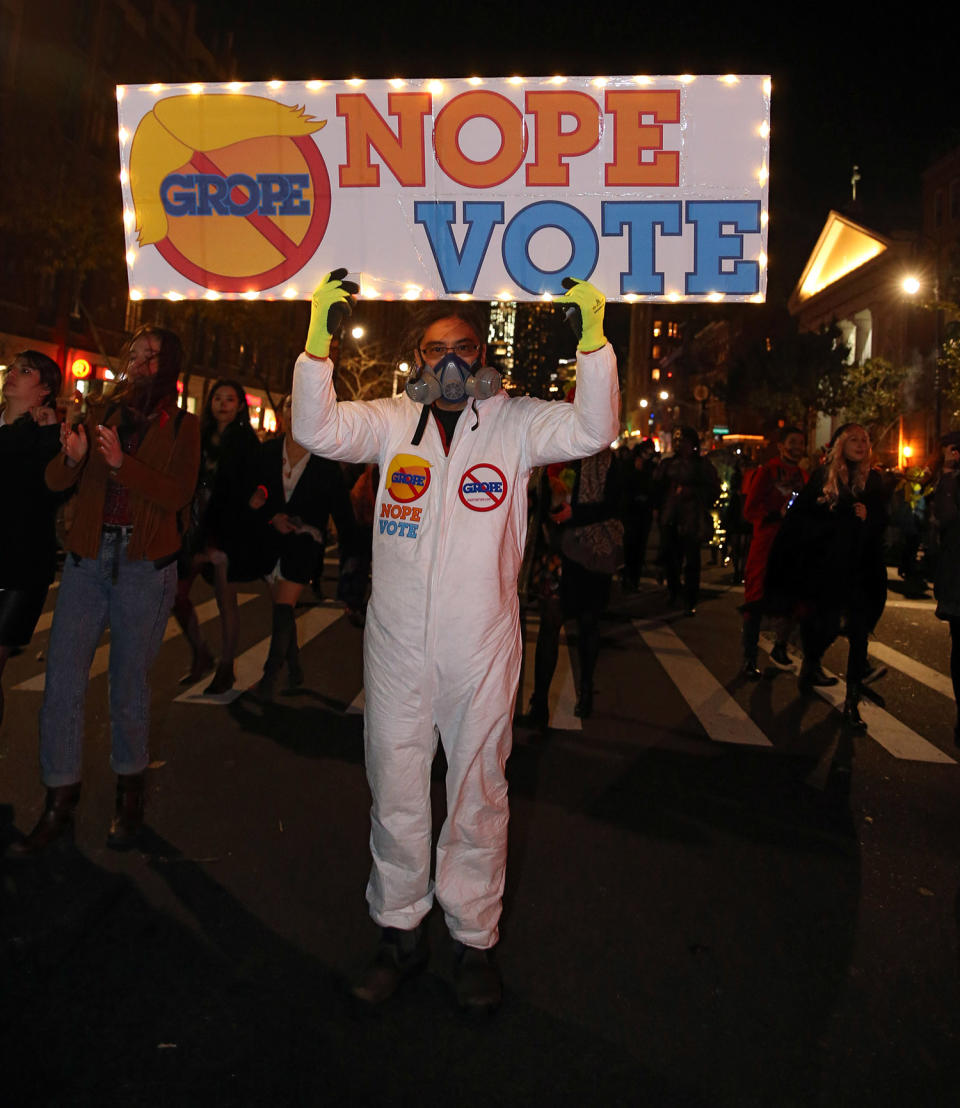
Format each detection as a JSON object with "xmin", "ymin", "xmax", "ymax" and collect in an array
[
  {"xmin": 559, "ymin": 276, "xmax": 606, "ymax": 353},
  {"xmin": 306, "ymin": 268, "xmax": 359, "ymax": 358}
]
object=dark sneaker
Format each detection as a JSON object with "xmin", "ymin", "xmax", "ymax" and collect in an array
[
  {"xmin": 769, "ymin": 643, "xmax": 793, "ymax": 670},
  {"xmin": 861, "ymin": 662, "xmax": 887, "ymax": 686},
  {"xmin": 453, "ymin": 942, "xmax": 502, "ymax": 1014},
  {"xmin": 351, "ymin": 926, "xmax": 428, "ymax": 1005}
]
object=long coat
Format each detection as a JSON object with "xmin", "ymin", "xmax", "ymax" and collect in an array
[
  {"xmin": 254, "ymin": 436, "xmax": 357, "ymax": 584},
  {"xmin": 765, "ymin": 465, "xmax": 888, "ymax": 631}
]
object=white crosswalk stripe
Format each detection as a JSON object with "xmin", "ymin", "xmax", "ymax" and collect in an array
[
  {"xmin": 347, "ymin": 613, "xmax": 583, "ymax": 730},
  {"xmin": 866, "ymin": 641, "xmax": 954, "ymax": 700},
  {"xmin": 175, "ymin": 605, "xmax": 345, "ymax": 704},
  {"xmin": 757, "ymin": 636, "xmax": 955, "ymax": 764},
  {"xmin": 15, "ymin": 595, "xmax": 258, "ymax": 692},
  {"xmin": 635, "ymin": 618, "xmax": 772, "ymax": 747}
]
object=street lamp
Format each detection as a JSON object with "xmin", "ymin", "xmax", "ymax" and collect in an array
[
  {"xmin": 901, "ymin": 270, "xmax": 944, "ymax": 443},
  {"xmin": 901, "ymin": 275, "xmax": 921, "ymax": 296},
  {"xmin": 393, "ymin": 360, "xmax": 410, "ymax": 398}
]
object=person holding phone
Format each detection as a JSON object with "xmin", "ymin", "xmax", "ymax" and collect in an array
[{"xmin": 767, "ymin": 423, "xmax": 888, "ymax": 727}]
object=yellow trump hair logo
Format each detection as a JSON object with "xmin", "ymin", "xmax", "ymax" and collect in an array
[{"xmin": 129, "ymin": 94, "xmax": 330, "ymax": 292}]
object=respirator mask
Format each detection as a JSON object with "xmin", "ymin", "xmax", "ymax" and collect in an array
[{"xmin": 406, "ymin": 345, "xmax": 501, "ymax": 405}]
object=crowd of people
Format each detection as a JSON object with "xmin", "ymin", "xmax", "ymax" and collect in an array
[{"xmin": 1, "ymin": 271, "xmax": 958, "ymax": 1016}]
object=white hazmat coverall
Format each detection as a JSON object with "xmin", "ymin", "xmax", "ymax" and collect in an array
[{"xmin": 292, "ymin": 344, "xmax": 619, "ymax": 948}]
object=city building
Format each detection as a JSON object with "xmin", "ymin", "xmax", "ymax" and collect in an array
[
  {"xmin": 0, "ymin": 0, "xmax": 237, "ymax": 414},
  {"xmin": 788, "ymin": 209, "xmax": 935, "ymax": 460}
]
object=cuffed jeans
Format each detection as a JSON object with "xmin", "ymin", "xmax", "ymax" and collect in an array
[{"xmin": 39, "ymin": 531, "xmax": 177, "ymax": 787}]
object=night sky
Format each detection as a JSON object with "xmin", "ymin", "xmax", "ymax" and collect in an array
[{"xmin": 196, "ymin": 1, "xmax": 957, "ymax": 304}]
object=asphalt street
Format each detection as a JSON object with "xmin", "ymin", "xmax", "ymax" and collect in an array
[{"xmin": 1, "ymin": 556, "xmax": 958, "ymax": 1107}]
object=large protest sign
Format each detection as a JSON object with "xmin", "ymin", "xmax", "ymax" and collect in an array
[{"xmin": 116, "ymin": 75, "xmax": 770, "ymax": 303}]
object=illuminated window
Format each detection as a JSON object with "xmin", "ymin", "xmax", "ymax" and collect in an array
[
  {"xmin": 651, "ymin": 367, "xmax": 660, "ymax": 381},
  {"xmin": 765, "ymin": 337, "xmax": 772, "ymax": 351},
  {"xmin": 667, "ymin": 322, "xmax": 679, "ymax": 338},
  {"xmin": 652, "ymin": 321, "xmax": 662, "ymax": 338},
  {"xmin": 651, "ymin": 344, "xmax": 661, "ymax": 359}
]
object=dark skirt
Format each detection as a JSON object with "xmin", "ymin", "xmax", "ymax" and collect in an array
[
  {"xmin": 273, "ymin": 532, "xmax": 324, "ymax": 585},
  {"xmin": 0, "ymin": 584, "xmax": 50, "ymax": 648},
  {"xmin": 560, "ymin": 556, "xmax": 612, "ymax": 617}
]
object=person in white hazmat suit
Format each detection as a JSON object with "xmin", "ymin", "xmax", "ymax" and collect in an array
[{"xmin": 292, "ymin": 269, "xmax": 620, "ymax": 1011}]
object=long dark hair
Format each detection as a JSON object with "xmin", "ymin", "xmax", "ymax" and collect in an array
[
  {"xmin": 200, "ymin": 379, "xmax": 250, "ymax": 443},
  {"xmin": 13, "ymin": 350, "xmax": 62, "ymax": 409},
  {"xmin": 111, "ymin": 325, "xmax": 183, "ymax": 417}
]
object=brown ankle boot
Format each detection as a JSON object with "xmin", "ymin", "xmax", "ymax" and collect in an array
[
  {"xmin": 106, "ymin": 773, "xmax": 145, "ymax": 850},
  {"xmin": 7, "ymin": 783, "xmax": 81, "ymax": 857}
]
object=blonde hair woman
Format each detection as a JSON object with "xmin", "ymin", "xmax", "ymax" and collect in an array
[{"xmin": 780, "ymin": 423, "xmax": 888, "ymax": 728}]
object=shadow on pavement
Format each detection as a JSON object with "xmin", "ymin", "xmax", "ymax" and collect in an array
[{"xmin": 1, "ymin": 811, "xmax": 711, "ymax": 1108}]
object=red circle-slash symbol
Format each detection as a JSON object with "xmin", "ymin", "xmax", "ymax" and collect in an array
[
  {"xmin": 459, "ymin": 463, "xmax": 508, "ymax": 512},
  {"xmin": 156, "ymin": 135, "xmax": 331, "ymax": 293}
]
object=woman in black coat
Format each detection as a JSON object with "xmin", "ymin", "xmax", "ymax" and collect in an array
[
  {"xmin": 0, "ymin": 351, "xmax": 64, "ymax": 726},
  {"xmin": 247, "ymin": 394, "xmax": 356, "ymax": 701},
  {"xmin": 766, "ymin": 422, "xmax": 887, "ymax": 728},
  {"xmin": 173, "ymin": 379, "xmax": 263, "ymax": 694}
]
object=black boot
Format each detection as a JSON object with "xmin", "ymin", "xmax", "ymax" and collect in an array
[
  {"xmin": 351, "ymin": 925, "xmax": 429, "ymax": 1005},
  {"xmin": 517, "ymin": 694, "xmax": 549, "ymax": 732},
  {"xmin": 107, "ymin": 773, "xmax": 145, "ymax": 850},
  {"xmin": 7, "ymin": 783, "xmax": 81, "ymax": 857},
  {"xmin": 285, "ymin": 610, "xmax": 304, "ymax": 690},
  {"xmin": 798, "ymin": 662, "xmax": 839, "ymax": 695},
  {"xmin": 841, "ymin": 683, "xmax": 867, "ymax": 731},
  {"xmin": 741, "ymin": 616, "xmax": 761, "ymax": 680},
  {"xmin": 453, "ymin": 941, "xmax": 502, "ymax": 1013},
  {"xmin": 257, "ymin": 604, "xmax": 296, "ymax": 702},
  {"xmin": 574, "ymin": 685, "xmax": 593, "ymax": 718}
]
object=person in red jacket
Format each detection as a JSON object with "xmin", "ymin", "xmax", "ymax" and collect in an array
[{"xmin": 741, "ymin": 426, "xmax": 808, "ymax": 678}]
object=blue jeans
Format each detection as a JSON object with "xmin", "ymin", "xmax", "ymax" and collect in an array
[{"xmin": 40, "ymin": 531, "xmax": 177, "ymax": 787}]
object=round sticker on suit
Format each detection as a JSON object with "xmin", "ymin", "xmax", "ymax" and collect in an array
[
  {"xmin": 458, "ymin": 463, "xmax": 508, "ymax": 512},
  {"xmin": 386, "ymin": 453, "xmax": 431, "ymax": 503}
]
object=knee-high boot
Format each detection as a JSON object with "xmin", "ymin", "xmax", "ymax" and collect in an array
[
  {"xmin": 286, "ymin": 613, "xmax": 303, "ymax": 689},
  {"xmin": 258, "ymin": 604, "xmax": 296, "ymax": 702}
]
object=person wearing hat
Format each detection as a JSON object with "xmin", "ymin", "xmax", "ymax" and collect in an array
[{"xmin": 932, "ymin": 429, "xmax": 960, "ymax": 746}]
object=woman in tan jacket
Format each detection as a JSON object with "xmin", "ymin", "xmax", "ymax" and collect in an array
[{"xmin": 8, "ymin": 325, "xmax": 200, "ymax": 856}]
